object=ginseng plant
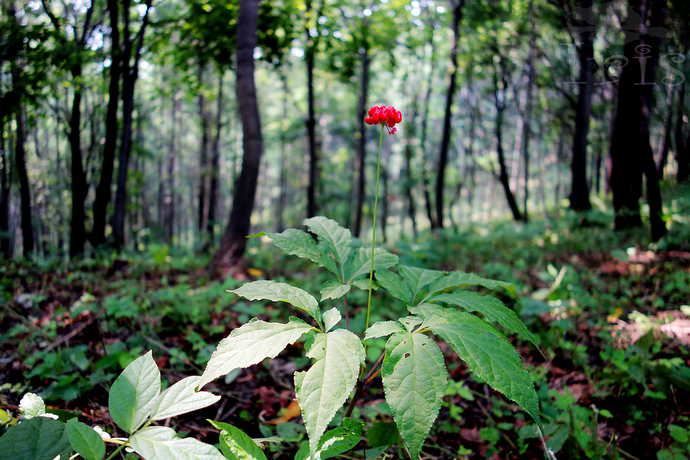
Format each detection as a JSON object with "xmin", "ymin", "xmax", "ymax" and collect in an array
[{"xmin": 197, "ymin": 104, "xmax": 545, "ymax": 459}]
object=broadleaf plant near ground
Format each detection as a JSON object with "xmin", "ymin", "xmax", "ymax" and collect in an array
[{"xmin": 0, "ymin": 108, "xmax": 545, "ymax": 459}]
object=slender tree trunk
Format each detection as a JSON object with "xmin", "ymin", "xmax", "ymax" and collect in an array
[
  {"xmin": 91, "ymin": 0, "xmax": 121, "ymax": 247},
  {"xmin": 207, "ymin": 71, "xmax": 224, "ymax": 244},
  {"xmin": 521, "ymin": 0, "xmax": 536, "ymax": 222},
  {"xmin": 197, "ymin": 62, "xmax": 210, "ymax": 242},
  {"xmin": 420, "ymin": 38, "xmax": 437, "ymax": 229},
  {"xmin": 305, "ymin": 0, "xmax": 318, "ymax": 218},
  {"xmin": 278, "ymin": 74, "xmax": 289, "ymax": 232},
  {"xmin": 353, "ymin": 28, "xmax": 370, "ymax": 238},
  {"xmin": 569, "ymin": 0, "xmax": 595, "ymax": 212},
  {"xmin": 675, "ymin": 45, "xmax": 689, "ymax": 183},
  {"xmin": 166, "ymin": 94, "xmax": 177, "ymax": 243},
  {"xmin": 112, "ymin": 0, "xmax": 151, "ymax": 249},
  {"xmin": 403, "ymin": 82, "xmax": 420, "ymax": 239},
  {"xmin": 212, "ymin": 0, "xmax": 264, "ymax": 268},
  {"xmin": 0, "ymin": 115, "xmax": 10, "ymax": 259},
  {"xmin": 435, "ymin": 0, "xmax": 464, "ymax": 229},
  {"xmin": 494, "ymin": 65, "xmax": 522, "ymax": 221},
  {"xmin": 656, "ymin": 71, "xmax": 675, "ymax": 176}
]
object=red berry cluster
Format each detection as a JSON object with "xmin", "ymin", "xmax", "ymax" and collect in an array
[{"xmin": 365, "ymin": 105, "xmax": 403, "ymax": 135}]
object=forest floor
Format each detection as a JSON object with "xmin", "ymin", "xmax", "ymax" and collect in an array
[{"xmin": 2, "ymin": 185, "xmax": 690, "ymax": 460}]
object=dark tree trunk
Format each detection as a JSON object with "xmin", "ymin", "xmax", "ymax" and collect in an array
[
  {"xmin": 656, "ymin": 72, "xmax": 675, "ymax": 177},
  {"xmin": 610, "ymin": 0, "xmax": 666, "ymax": 241},
  {"xmin": 91, "ymin": 0, "xmax": 121, "ymax": 248},
  {"xmin": 435, "ymin": 0, "xmax": 464, "ymax": 229},
  {"xmin": 521, "ymin": 0, "xmax": 536, "ymax": 222},
  {"xmin": 420, "ymin": 40, "xmax": 437, "ymax": 229},
  {"xmin": 675, "ymin": 47, "xmax": 689, "ymax": 183},
  {"xmin": 403, "ymin": 83, "xmax": 420, "ymax": 238},
  {"xmin": 211, "ymin": 0, "xmax": 264, "ymax": 268},
  {"xmin": 14, "ymin": 107, "xmax": 33, "ymax": 257},
  {"xmin": 0, "ymin": 115, "xmax": 10, "ymax": 259},
  {"xmin": 353, "ymin": 29, "xmax": 370, "ymax": 238},
  {"xmin": 112, "ymin": 0, "xmax": 151, "ymax": 249},
  {"xmin": 569, "ymin": 0, "xmax": 595, "ymax": 212},
  {"xmin": 207, "ymin": 71, "xmax": 224, "ymax": 244},
  {"xmin": 305, "ymin": 0, "xmax": 318, "ymax": 218},
  {"xmin": 494, "ymin": 64, "xmax": 522, "ymax": 221},
  {"xmin": 69, "ymin": 64, "xmax": 87, "ymax": 258}
]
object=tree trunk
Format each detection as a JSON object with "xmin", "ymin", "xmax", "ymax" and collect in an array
[
  {"xmin": 207, "ymin": 71, "xmax": 224, "ymax": 244},
  {"xmin": 569, "ymin": 0, "xmax": 595, "ymax": 212},
  {"xmin": 656, "ymin": 71, "xmax": 675, "ymax": 177},
  {"xmin": 435, "ymin": 0, "xmax": 464, "ymax": 229},
  {"xmin": 211, "ymin": 0, "xmax": 264, "ymax": 268},
  {"xmin": 521, "ymin": 0, "xmax": 536, "ymax": 222},
  {"xmin": 402, "ymin": 81, "xmax": 420, "ymax": 239},
  {"xmin": 306, "ymin": 0, "xmax": 318, "ymax": 218},
  {"xmin": 610, "ymin": 0, "xmax": 666, "ymax": 240},
  {"xmin": 353, "ymin": 28, "xmax": 370, "ymax": 238},
  {"xmin": 166, "ymin": 94, "xmax": 177, "ymax": 243},
  {"xmin": 112, "ymin": 0, "xmax": 151, "ymax": 249},
  {"xmin": 675, "ymin": 45, "xmax": 689, "ymax": 183},
  {"xmin": 197, "ymin": 62, "xmax": 210, "ymax": 243},
  {"xmin": 494, "ymin": 64, "xmax": 522, "ymax": 221},
  {"xmin": 91, "ymin": 0, "xmax": 121, "ymax": 248},
  {"xmin": 69, "ymin": 64, "xmax": 87, "ymax": 258},
  {"xmin": 0, "ymin": 115, "xmax": 10, "ymax": 259}
]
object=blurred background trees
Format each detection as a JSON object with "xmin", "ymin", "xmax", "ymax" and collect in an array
[{"xmin": 0, "ymin": 0, "xmax": 688, "ymax": 264}]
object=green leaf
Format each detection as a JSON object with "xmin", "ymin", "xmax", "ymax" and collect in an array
[
  {"xmin": 375, "ymin": 270, "xmax": 413, "ymax": 304},
  {"xmin": 129, "ymin": 426, "xmax": 225, "ymax": 460},
  {"xmin": 668, "ymin": 425, "xmax": 689, "ymax": 443},
  {"xmin": 398, "ymin": 316, "xmax": 423, "ymax": 333},
  {"xmin": 208, "ymin": 420, "xmax": 268, "ymax": 460},
  {"xmin": 232, "ymin": 281, "xmax": 322, "ymax": 328},
  {"xmin": 352, "ymin": 278, "xmax": 379, "ymax": 291},
  {"xmin": 294, "ymin": 418, "xmax": 365, "ymax": 460},
  {"xmin": 365, "ymin": 321, "xmax": 404, "ymax": 340},
  {"xmin": 322, "ymin": 308, "xmax": 342, "ymax": 332},
  {"xmin": 108, "ymin": 350, "xmax": 161, "ymax": 434},
  {"xmin": 67, "ymin": 419, "xmax": 106, "ymax": 460},
  {"xmin": 418, "ymin": 306, "xmax": 542, "ymax": 431},
  {"xmin": 366, "ymin": 421, "xmax": 400, "ymax": 448},
  {"xmin": 304, "ymin": 216, "xmax": 352, "ymax": 270},
  {"xmin": 199, "ymin": 318, "xmax": 312, "ymax": 389},
  {"xmin": 19, "ymin": 393, "xmax": 47, "ymax": 419},
  {"xmin": 262, "ymin": 229, "xmax": 339, "ymax": 277},
  {"xmin": 0, "ymin": 417, "xmax": 72, "ymax": 460},
  {"xmin": 381, "ymin": 332, "xmax": 447, "ymax": 460},
  {"xmin": 320, "ymin": 280, "xmax": 351, "ymax": 302},
  {"xmin": 398, "ymin": 266, "xmax": 444, "ymax": 302},
  {"xmin": 347, "ymin": 247, "xmax": 399, "ymax": 283},
  {"xmin": 427, "ymin": 271, "xmax": 517, "ymax": 299},
  {"xmin": 295, "ymin": 329, "xmax": 365, "ymax": 459},
  {"xmin": 432, "ymin": 291, "xmax": 540, "ymax": 350},
  {"xmin": 150, "ymin": 376, "xmax": 221, "ymax": 421}
]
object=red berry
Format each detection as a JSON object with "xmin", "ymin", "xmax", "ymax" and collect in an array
[
  {"xmin": 388, "ymin": 119, "xmax": 395, "ymax": 127},
  {"xmin": 365, "ymin": 116, "xmax": 374, "ymax": 125},
  {"xmin": 372, "ymin": 110, "xmax": 381, "ymax": 123},
  {"xmin": 395, "ymin": 110, "xmax": 402, "ymax": 123},
  {"xmin": 368, "ymin": 106, "xmax": 377, "ymax": 116}
]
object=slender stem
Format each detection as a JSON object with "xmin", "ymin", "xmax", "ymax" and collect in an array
[
  {"xmin": 343, "ymin": 294, "xmax": 350, "ymax": 331},
  {"xmin": 365, "ymin": 126, "xmax": 385, "ymax": 333},
  {"xmin": 105, "ymin": 442, "xmax": 129, "ymax": 460}
]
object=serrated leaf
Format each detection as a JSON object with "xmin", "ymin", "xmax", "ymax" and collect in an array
[
  {"xmin": 264, "ymin": 229, "xmax": 339, "ymax": 277},
  {"xmin": 0, "ymin": 417, "xmax": 72, "ymax": 460},
  {"xmin": 382, "ymin": 332, "xmax": 447, "ymax": 460},
  {"xmin": 421, "ymin": 306, "xmax": 542, "ymax": 431},
  {"xmin": 399, "ymin": 266, "xmax": 444, "ymax": 302},
  {"xmin": 294, "ymin": 418, "xmax": 365, "ymax": 460},
  {"xmin": 233, "ymin": 281, "xmax": 322, "ymax": 328},
  {"xmin": 365, "ymin": 321, "xmax": 404, "ymax": 340},
  {"xmin": 322, "ymin": 308, "xmax": 342, "ymax": 332},
  {"xmin": 398, "ymin": 316, "xmax": 423, "ymax": 332},
  {"xmin": 375, "ymin": 270, "xmax": 413, "ymax": 304},
  {"xmin": 129, "ymin": 426, "xmax": 225, "ymax": 460},
  {"xmin": 67, "ymin": 419, "xmax": 105, "ymax": 460},
  {"xmin": 19, "ymin": 393, "xmax": 47, "ymax": 419},
  {"xmin": 320, "ymin": 280, "xmax": 351, "ymax": 302},
  {"xmin": 427, "ymin": 271, "xmax": 517, "ymax": 299},
  {"xmin": 208, "ymin": 420, "xmax": 268, "ymax": 460},
  {"xmin": 199, "ymin": 318, "xmax": 312, "ymax": 389},
  {"xmin": 109, "ymin": 350, "xmax": 161, "ymax": 434},
  {"xmin": 348, "ymin": 247, "xmax": 399, "ymax": 283},
  {"xmin": 295, "ymin": 329, "xmax": 365, "ymax": 459},
  {"xmin": 304, "ymin": 217, "xmax": 352, "ymax": 270},
  {"xmin": 432, "ymin": 291, "xmax": 541, "ymax": 351},
  {"xmin": 150, "ymin": 376, "xmax": 221, "ymax": 421},
  {"xmin": 352, "ymin": 278, "xmax": 379, "ymax": 291}
]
